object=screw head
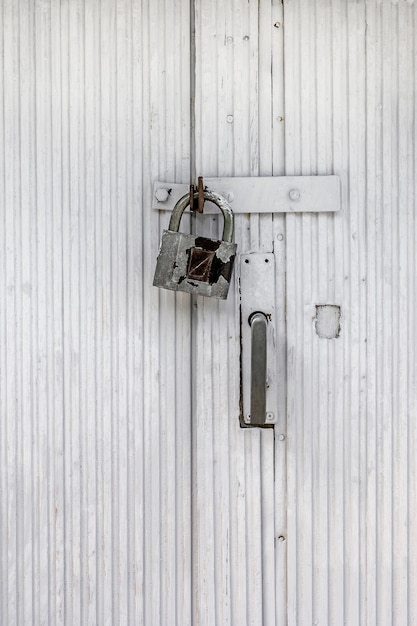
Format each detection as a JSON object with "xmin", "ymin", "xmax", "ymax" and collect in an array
[
  {"xmin": 155, "ymin": 188, "xmax": 170, "ymax": 202},
  {"xmin": 289, "ymin": 189, "xmax": 301, "ymax": 201}
]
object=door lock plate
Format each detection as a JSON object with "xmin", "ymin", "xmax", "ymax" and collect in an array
[{"xmin": 239, "ymin": 253, "xmax": 278, "ymax": 427}]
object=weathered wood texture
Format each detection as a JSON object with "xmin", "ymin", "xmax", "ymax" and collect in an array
[
  {"xmin": 2, "ymin": 0, "xmax": 416, "ymax": 624},
  {"xmin": 0, "ymin": 1, "xmax": 192, "ymax": 624},
  {"xmin": 193, "ymin": 1, "xmax": 286, "ymax": 625},
  {"xmin": 285, "ymin": 0, "xmax": 417, "ymax": 624}
]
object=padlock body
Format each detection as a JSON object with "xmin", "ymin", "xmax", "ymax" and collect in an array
[{"xmin": 153, "ymin": 230, "xmax": 236, "ymax": 299}]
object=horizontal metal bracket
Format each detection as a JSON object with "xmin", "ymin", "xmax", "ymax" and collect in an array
[{"xmin": 153, "ymin": 176, "xmax": 341, "ymax": 214}]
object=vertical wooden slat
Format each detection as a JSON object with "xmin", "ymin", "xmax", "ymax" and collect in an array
[
  {"xmin": 18, "ymin": 1, "xmax": 36, "ymax": 624},
  {"xmin": 141, "ymin": 0, "xmax": 157, "ymax": 621},
  {"xmin": 379, "ymin": 5, "xmax": 394, "ymax": 623},
  {"xmin": 83, "ymin": 2, "xmax": 98, "ymax": 623},
  {"xmin": 0, "ymin": 1, "xmax": 192, "ymax": 625},
  {"xmin": 129, "ymin": 1, "xmax": 144, "ymax": 621},
  {"xmin": 0, "ymin": 5, "xmax": 6, "ymax": 623},
  {"xmin": 284, "ymin": 0, "xmax": 369, "ymax": 623},
  {"xmin": 364, "ymin": 2, "xmax": 379, "ymax": 623},
  {"xmin": 394, "ymin": 8, "xmax": 411, "ymax": 623},
  {"xmin": 409, "ymin": 9, "xmax": 417, "ymax": 621},
  {"xmin": 284, "ymin": 1, "xmax": 417, "ymax": 625},
  {"xmin": 270, "ymin": 5, "xmax": 287, "ymax": 626},
  {"xmin": 194, "ymin": 2, "xmax": 284, "ymax": 625},
  {"xmin": 330, "ymin": 3, "xmax": 349, "ymax": 624}
]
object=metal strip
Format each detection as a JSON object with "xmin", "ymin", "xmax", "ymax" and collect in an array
[
  {"xmin": 193, "ymin": 2, "xmax": 278, "ymax": 624},
  {"xmin": 153, "ymin": 175, "xmax": 341, "ymax": 213},
  {"xmin": 240, "ymin": 253, "xmax": 278, "ymax": 427}
]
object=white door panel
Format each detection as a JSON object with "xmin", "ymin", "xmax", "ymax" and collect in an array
[{"xmin": 284, "ymin": 1, "xmax": 417, "ymax": 624}]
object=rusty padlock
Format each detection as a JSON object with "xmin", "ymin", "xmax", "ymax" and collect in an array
[{"xmin": 153, "ymin": 189, "xmax": 237, "ymax": 299}]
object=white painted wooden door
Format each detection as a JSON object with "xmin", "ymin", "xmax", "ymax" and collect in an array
[
  {"xmin": 1, "ymin": 0, "xmax": 282, "ymax": 623},
  {"xmin": 2, "ymin": 0, "xmax": 417, "ymax": 625},
  {"xmin": 1, "ymin": 1, "xmax": 193, "ymax": 624},
  {"xmin": 194, "ymin": 0, "xmax": 417, "ymax": 624}
]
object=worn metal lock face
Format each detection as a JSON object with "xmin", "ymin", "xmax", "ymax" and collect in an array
[{"xmin": 153, "ymin": 190, "xmax": 237, "ymax": 299}]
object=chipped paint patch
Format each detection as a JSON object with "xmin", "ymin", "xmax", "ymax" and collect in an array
[{"xmin": 315, "ymin": 305, "xmax": 341, "ymax": 339}]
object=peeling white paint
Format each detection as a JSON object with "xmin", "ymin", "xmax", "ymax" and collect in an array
[{"xmin": 315, "ymin": 305, "xmax": 341, "ymax": 339}]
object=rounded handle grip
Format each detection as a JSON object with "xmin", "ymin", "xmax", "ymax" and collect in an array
[{"xmin": 249, "ymin": 312, "xmax": 268, "ymax": 426}]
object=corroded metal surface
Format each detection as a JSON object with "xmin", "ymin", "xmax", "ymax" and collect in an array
[
  {"xmin": 153, "ymin": 190, "xmax": 237, "ymax": 299},
  {"xmin": 153, "ymin": 230, "xmax": 236, "ymax": 299}
]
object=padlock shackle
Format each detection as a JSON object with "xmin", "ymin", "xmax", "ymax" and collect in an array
[{"xmin": 168, "ymin": 190, "xmax": 235, "ymax": 243}]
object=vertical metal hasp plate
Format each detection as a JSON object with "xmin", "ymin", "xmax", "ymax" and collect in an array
[{"xmin": 240, "ymin": 253, "xmax": 278, "ymax": 427}]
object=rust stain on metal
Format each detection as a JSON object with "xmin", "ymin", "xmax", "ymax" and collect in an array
[
  {"xmin": 197, "ymin": 176, "xmax": 205, "ymax": 213},
  {"xmin": 186, "ymin": 238, "xmax": 235, "ymax": 286},
  {"xmin": 187, "ymin": 247, "xmax": 216, "ymax": 281}
]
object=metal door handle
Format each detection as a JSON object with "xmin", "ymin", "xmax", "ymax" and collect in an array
[{"xmin": 249, "ymin": 312, "xmax": 268, "ymax": 426}]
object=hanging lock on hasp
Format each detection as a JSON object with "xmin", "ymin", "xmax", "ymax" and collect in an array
[{"xmin": 153, "ymin": 189, "xmax": 237, "ymax": 299}]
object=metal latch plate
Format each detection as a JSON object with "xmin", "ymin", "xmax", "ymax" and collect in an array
[
  {"xmin": 240, "ymin": 252, "xmax": 278, "ymax": 426},
  {"xmin": 153, "ymin": 175, "xmax": 341, "ymax": 214}
]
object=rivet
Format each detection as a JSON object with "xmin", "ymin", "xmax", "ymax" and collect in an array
[
  {"xmin": 289, "ymin": 189, "xmax": 301, "ymax": 201},
  {"xmin": 278, "ymin": 434, "xmax": 285, "ymax": 441},
  {"xmin": 274, "ymin": 22, "xmax": 281, "ymax": 28},
  {"xmin": 277, "ymin": 115, "xmax": 285, "ymax": 122},
  {"xmin": 227, "ymin": 36, "xmax": 233, "ymax": 43},
  {"xmin": 243, "ymin": 35, "xmax": 250, "ymax": 41},
  {"xmin": 226, "ymin": 115, "xmax": 234, "ymax": 123},
  {"xmin": 277, "ymin": 535, "xmax": 286, "ymax": 542},
  {"xmin": 266, "ymin": 412, "xmax": 274, "ymax": 421},
  {"xmin": 155, "ymin": 188, "xmax": 170, "ymax": 202},
  {"xmin": 277, "ymin": 233, "xmax": 284, "ymax": 241}
]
